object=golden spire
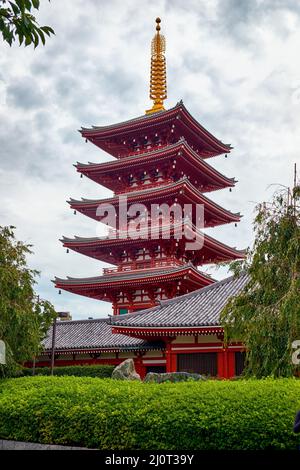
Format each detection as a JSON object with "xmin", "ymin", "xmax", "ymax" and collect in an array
[{"xmin": 145, "ymin": 18, "xmax": 167, "ymax": 114}]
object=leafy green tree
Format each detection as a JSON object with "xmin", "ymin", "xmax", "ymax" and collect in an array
[
  {"xmin": 0, "ymin": 0, "xmax": 54, "ymax": 47},
  {"xmin": 0, "ymin": 225, "xmax": 56, "ymax": 377},
  {"xmin": 221, "ymin": 184, "xmax": 300, "ymax": 378}
]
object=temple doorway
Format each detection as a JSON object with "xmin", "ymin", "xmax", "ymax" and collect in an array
[{"xmin": 177, "ymin": 352, "xmax": 217, "ymax": 377}]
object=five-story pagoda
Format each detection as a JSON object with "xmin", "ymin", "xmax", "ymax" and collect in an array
[{"xmin": 54, "ymin": 18, "xmax": 244, "ymax": 315}]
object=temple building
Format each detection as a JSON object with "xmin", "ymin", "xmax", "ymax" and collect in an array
[{"xmin": 37, "ymin": 18, "xmax": 247, "ymax": 378}]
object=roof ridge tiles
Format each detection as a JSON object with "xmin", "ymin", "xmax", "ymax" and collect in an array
[
  {"xmin": 42, "ymin": 316, "xmax": 166, "ymax": 352},
  {"xmin": 55, "ymin": 317, "xmax": 110, "ymax": 325},
  {"xmin": 163, "ymin": 271, "xmax": 250, "ymax": 305},
  {"xmin": 111, "ymin": 272, "xmax": 250, "ymax": 328},
  {"xmin": 111, "ymin": 272, "xmax": 249, "ymax": 323}
]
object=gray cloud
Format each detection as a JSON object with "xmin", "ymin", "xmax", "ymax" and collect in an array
[{"xmin": 6, "ymin": 77, "xmax": 46, "ymax": 109}]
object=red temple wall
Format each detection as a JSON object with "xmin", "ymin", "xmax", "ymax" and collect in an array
[{"xmin": 32, "ymin": 335, "xmax": 245, "ymax": 379}]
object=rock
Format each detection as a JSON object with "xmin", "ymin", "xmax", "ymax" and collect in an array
[
  {"xmin": 112, "ymin": 359, "xmax": 141, "ymax": 381},
  {"xmin": 144, "ymin": 371, "xmax": 206, "ymax": 383}
]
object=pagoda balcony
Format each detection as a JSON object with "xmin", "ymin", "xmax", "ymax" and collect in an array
[
  {"xmin": 120, "ymin": 142, "xmax": 171, "ymax": 158},
  {"xmin": 102, "ymin": 258, "xmax": 185, "ymax": 275}
]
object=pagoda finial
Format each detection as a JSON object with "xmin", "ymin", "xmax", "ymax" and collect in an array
[{"xmin": 145, "ymin": 17, "xmax": 167, "ymax": 115}]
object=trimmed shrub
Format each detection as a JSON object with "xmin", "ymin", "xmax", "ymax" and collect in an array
[
  {"xmin": 0, "ymin": 376, "xmax": 299, "ymax": 450},
  {"xmin": 21, "ymin": 365, "xmax": 114, "ymax": 378}
]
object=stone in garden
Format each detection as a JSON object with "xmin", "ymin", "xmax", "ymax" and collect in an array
[
  {"xmin": 112, "ymin": 359, "xmax": 141, "ymax": 381},
  {"xmin": 0, "ymin": 340, "xmax": 5, "ymax": 365},
  {"xmin": 144, "ymin": 371, "xmax": 206, "ymax": 383}
]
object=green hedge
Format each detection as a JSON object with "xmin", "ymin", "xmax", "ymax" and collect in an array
[
  {"xmin": 21, "ymin": 365, "xmax": 114, "ymax": 378},
  {"xmin": 0, "ymin": 376, "xmax": 299, "ymax": 450}
]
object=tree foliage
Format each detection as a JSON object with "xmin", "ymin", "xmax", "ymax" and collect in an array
[
  {"xmin": 221, "ymin": 185, "xmax": 300, "ymax": 378},
  {"xmin": 0, "ymin": 225, "xmax": 56, "ymax": 377},
  {"xmin": 0, "ymin": 0, "xmax": 54, "ymax": 47}
]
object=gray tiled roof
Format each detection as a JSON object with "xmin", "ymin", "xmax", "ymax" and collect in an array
[
  {"xmin": 43, "ymin": 274, "xmax": 249, "ymax": 353},
  {"xmin": 111, "ymin": 273, "xmax": 249, "ymax": 328},
  {"xmin": 42, "ymin": 318, "xmax": 163, "ymax": 352}
]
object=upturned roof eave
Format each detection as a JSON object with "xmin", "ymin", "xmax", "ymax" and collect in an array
[
  {"xmin": 75, "ymin": 139, "xmax": 235, "ymax": 187},
  {"xmin": 80, "ymin": 101, "xmax": 232, "ymax": 154},
  {"xmin": 111, "ymin": 324, "xmax": 223, "ymax": 335},
  {"xmin": 68, "ymin": 178, "xmax": 241, "ymax": 222},
  {"xmin": 177, "ymin": 102, "xmax": 232, "ymax": 152},
  {"xmin": 53, "ymin": 264, "xmax": 215, "ymax": 287},
  {"xmin": 60, "ymin": 228, "xmax": 247, "ymax": 261}
]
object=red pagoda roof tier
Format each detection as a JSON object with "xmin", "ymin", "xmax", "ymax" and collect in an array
[
  {"xmin": 69, "ymin": 178, "xmax": 241, "ymax": 228},
  {"xmin": 54, "ymin": 265, "xmax": 214, "ymax": 301},
  {"xmin": 80, "ymin": 101, "xmax": 232, "ymax": 159},
  {"xmin": 76, "ymin": 139, "xmax": 236, "ymax": 194},
  {"xmin": 61, "ymin": 222, "xmax": 245, "ymax": 266}
]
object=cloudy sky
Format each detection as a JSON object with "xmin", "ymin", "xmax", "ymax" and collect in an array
[{"xmin": 0, "ymin": 0, "xmax": 299, "ymax": 320}]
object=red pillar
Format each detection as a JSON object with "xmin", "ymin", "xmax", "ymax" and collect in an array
[
  {"xmin": 217, "ymin": 351, "xmax": 224, "ymax": 378},
  {"xmin": 171, "ymin": 350, "xmax": 177, "ymax": 372},
  {"xmin": 166, "ymin": 342, "xmax": 171, "ymax": 372},
  {"xmin": 165, "ymin": 340, "xmax": 176, "ymax": 373},
  {"xmin": 223, "ymin": 348, "xmax": 229, "ymax": 378},
  {"xmin": 228, "ymin": 351, "xmax": 235, "ymax": 378},
  {"xmin": 218, "ymin": 348, "xmax": 230, "ymax": 379},
  {"xmin": 134, "ymin": 354, "xmax": 146, "ymax": 379},
  {"xmin": 219, "ymin": 348, "xmax": 236, "ymax": 379}
]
